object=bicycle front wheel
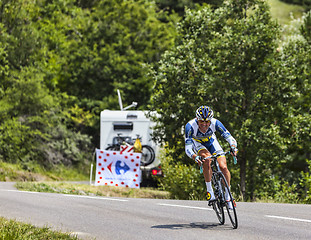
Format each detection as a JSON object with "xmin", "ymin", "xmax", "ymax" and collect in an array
[
  {"xmin": 218, "ymin": 173, "xmax": 238, "ymax": 229},
  {"xmin": 211, "ymin": 199, "xmax": 225, "ymax": 225},
  {"xmin": 223, "ymin": 180, "xmax": 238, "ymax": 229},
  {"xmin": 211, "ymin": 174, "xmax": 225, "ymax": 225}
]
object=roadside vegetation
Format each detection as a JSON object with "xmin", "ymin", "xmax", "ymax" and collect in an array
[
  {"xmin": 15, "ymin": 181, "xmax": 170, "ymax": 199},
  {"xmin": 268, "ymin": 0, "xmax": 305, "ymax": 24},
  {"xmin": 0, "ymin": 161, "xmax": 89, "ymax": 182},
  {"xmin": 0, "ymin": 217, "xmax": 78, "ymax": 240}
]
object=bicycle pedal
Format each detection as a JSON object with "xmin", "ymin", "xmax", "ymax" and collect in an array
[{"xmin": 208, "ymin": 199, "xmax": 217, "ymax": 206}]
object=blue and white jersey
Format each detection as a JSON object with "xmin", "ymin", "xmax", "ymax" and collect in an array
[{"xmin": 185, "ymin": 118, "xmax": 237, "ymax": 158}]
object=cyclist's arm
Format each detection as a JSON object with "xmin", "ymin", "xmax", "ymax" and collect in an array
[
  {"xmin": 215, "ymin": 119, "xmax": 237, "ymax": 148},
  {"xmin": 185, "ymin": 123, "xmax": 196, "ymax": 160},
  {"xmin": 185, "ymin": 139, "xmax": 196, "ymax": 159}
]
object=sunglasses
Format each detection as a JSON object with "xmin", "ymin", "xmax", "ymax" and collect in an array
[{"xmin": 198, "ymin": 120, "xmax": 211, "ymax": 124}]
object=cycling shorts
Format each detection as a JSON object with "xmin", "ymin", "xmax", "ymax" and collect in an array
[{"xmin": 192, "ymin": 138, "xmax": 224, "ymax": 156}]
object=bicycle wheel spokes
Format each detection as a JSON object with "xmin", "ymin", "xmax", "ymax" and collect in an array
[
  {"xmin": 225, "ymin": 194, "xmax": 238, "ymax": 229},
  {"xmin": 221, "ymin": 177, "xmax": 238, "ymax": 229},
  {"xmin": 212, "ymin": 199, "xmax": 225, "ymax": 225},
  {"xmin": 211, "ymin": 174, "xmax": 225, "ymax": 225},
  {"xmin": 140, "ymin": 145, "xmax": 155, "ymax": 166}
]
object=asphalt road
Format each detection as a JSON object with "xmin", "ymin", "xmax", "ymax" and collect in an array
[{"xmin": 0, "ymin": 182, "xmax": 311, "ymax": 240}]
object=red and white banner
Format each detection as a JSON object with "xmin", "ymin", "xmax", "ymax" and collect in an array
[{"xmin": 95, "ymin": 149, "xmax": 142, "ymax": 188}]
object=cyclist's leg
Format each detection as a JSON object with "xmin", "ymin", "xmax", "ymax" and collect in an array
[
  {"xmin": 193, "ymin": 141, "xmax": 212, "ymax": 181},
  {"xmin": 199, "ymin": 149, "xmax": 212, "ymax": 182},
  {"xmin": 208, "ymin": 139, "xmax": 231, "ymax": 187},
  {"xmin": 217, "ymin": 156, "xmax": 231, "ymax": 187},
  {"xmin": 209, "ymin": 140, "xmax": 234, "ymax": 208},
  {"xmin": 192, "ymin": 141, "xmax": 215, "ymax": 201}
]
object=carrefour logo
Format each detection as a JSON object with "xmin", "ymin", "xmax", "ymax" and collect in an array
[
  {"xmin": 115, "ymin": 161, "xmax": 130, "ymax": 175},
  {"xmin": 107, "ymin": 160, "xmax": 130, "ymax": 175}
]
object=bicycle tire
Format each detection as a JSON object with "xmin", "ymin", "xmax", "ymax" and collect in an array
[
  {"xmin": 105, "ymin": 146, "xmax": 120, "ymax": 151},
  {"xmin": 221, "ymin": 176, "xmax": 238, "ymax": 229},
  {"xmin": 211, "ymin": 173, "xmax": 225, "ymax": 225},
  {"xmin": 140, "ymin": 145, "xmax": 155, "ymax": 166}
]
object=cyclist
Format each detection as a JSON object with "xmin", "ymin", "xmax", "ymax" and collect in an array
[{"xmin": 185, "ymin": 105, "xmax": 238, "ymax": 208}]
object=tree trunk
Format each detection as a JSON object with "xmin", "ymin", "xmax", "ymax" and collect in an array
[{"xmin": 239, "ymin": 149, "xmax": 246, "ymax": 201}]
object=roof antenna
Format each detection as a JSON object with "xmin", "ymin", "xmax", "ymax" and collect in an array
[
  {"xmin": 117, "ymin": 89, "xmax": 138, "ymax": 111},
  {"xmin": 117, "ymin": 89, "xmax": 123, "ymax": 110}
]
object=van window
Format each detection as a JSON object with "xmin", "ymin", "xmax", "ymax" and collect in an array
[
  {"xmin": 126, "ymin": 114, "xmax": 138, "ymax": 119},
  {"xmin": 113, "ymin": 122, "xmax": 133, "ymax": 130}
]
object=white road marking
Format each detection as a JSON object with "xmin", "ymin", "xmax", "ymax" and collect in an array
[
  {"xmin": 158, "ymin": 203, "xmax": 213, "ymax": 211},
  {"xmin": 5, "ymin": 189, "xmax": 41, "ymax": 194},
  {"xmin": 62, "ymin": 194, "xmax": 128, "ymax": 202},
  {"xmin": 3, "ymin": 188, "xmax": 310, "ymax": 223},
  {"xmin": 265, "ymin": 215, "xmax": 311, "ymax": 223},
  {"xmin": 1, "ymin": 189, "xmax": 128, "ymax": 202}
]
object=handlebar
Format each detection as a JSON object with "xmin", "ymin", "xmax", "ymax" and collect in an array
[
  {"xmin": 199, "ymin": 150, "xmax": 238, "ymax": 173},
  {"xmin": 203, "ymin": 150, "xmax": 237, "ymax": 164}
]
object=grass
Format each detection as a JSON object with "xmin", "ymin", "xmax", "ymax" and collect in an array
[
  {"xmin": 15, "ymin": 181, "xmax": 170, "ymax": 199},
  {"xmin": 0, "ymin": 217, "xmax": 78, "ymax": 240},
  {"xmin": 0, "ymin": 161, "xmax": 89, "ymax": 182},
  {"xmin": 267, "ymin": 0, "xmax": 305, "ymax": 25}
]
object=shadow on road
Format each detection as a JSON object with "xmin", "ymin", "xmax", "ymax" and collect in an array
[{"xmin": 151, "ymin": 222, "xmax": 230, "ymax": 230}]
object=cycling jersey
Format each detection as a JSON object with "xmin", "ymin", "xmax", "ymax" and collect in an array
[{"xmin": 185, "ymin": 118, "xmax": 237, "ymax": 158}]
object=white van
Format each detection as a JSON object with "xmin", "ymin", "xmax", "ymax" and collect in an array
[{"xmin": 100, "ymin": 109, "xmax": 162, "ymax": 185}]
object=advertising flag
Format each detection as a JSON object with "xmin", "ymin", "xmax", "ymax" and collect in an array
[{"xmin": 95, "ymin": 149, "xmax": 142, "ymax": 188}]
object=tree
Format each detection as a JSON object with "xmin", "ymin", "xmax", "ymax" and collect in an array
[
  {"xmin": 155, "ymin": 0, "xmax": 224, "ymax": 15},
  {"xmin": 32, "ymin": 0, "xmax": 176, "ymax": 109},
  {"xmin": 0, "ymin": 0, "xmax": 93, "ymax": 169},
  {"xmin": 149, "ymin": 0, "xmax": 286, "ymax": 200}
]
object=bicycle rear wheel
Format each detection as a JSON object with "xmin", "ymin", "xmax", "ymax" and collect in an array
[
  {"xmin": 105, "ymin": 146, "xmax": 120, "ymax": 151},
  {"xmin": 140, "ymin": 145, "xmax": 155, "ymax": 166}
]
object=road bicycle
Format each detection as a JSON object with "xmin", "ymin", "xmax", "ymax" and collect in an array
[
  {"xmin": 201, "ymin": 150, "xmax": 238, "ymax": 229},
  {"xmin": 105, "ymin": 133, "xmax": 155, "ymax": 166}
]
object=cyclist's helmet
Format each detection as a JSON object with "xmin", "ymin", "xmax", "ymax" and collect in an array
[{"xmin": 196, "ymin": 106, "xmax": 214, "ymax": 121}]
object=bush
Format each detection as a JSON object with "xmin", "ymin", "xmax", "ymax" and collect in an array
[
  {"xmin": 301, "ymin": 159, "xmax": 311, "ymax": 203},
  {"xmin": 158, "ymin": 151, "xmax": 206, "ymax": 200},
  {"xmin": 254, "ymin": 176, "xmax": 301, "ymax": 203}
]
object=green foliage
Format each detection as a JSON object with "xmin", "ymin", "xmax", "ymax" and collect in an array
[
  {"xmin": 15, "ymin": 182, "xmax": 170, "ymax": 199},
  {"xmin": 268, "ymin": 0, "xmax": 305, "ymax": 25},
  {"xmin": 0, "ymin": 42, "xmax": 9, "ymax": 78},
  {"xmin": 301, "ymin": 10, "xmax": 311, "ymax": 42},
  {"xmin": 30, "ymin": 0, "xmax": 176, "ymax": 109},
  {"xmin": 0, "ymin": 160, "xmax": 89, "ymax": 182},
  {"xmin": 280, "ymin": 0, "xmax": 311, "ymax": 10},
  {"xmin": 0, "ymin": 217, "xmax": 78, "ymax": 240},
  {"xmin": 301, "ymin": 159, "xmax": 311, "ymax": 203},
  {"xmin": 255, "ymin": 177, "xmax": 300, "ymax": 203},
  {"xmin": 155, "ymin": 0, "xmax": 224, "ymax": 15},
  {"xmin": 0, "ymin": 62, "xmax": 92, "ymax": 169},
  {"xmin": 149, "ymin": 0, "xmax": 311, "ymax": 201},
  {"xmin": 157, "ymin": 147, "xmax": 205, "ymax": 200}
]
